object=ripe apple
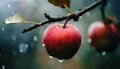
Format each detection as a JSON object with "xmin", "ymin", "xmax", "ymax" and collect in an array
[
  {"xmin": 88, "ymin": 21, "xmax": 119, "ymax": 52},
  {"xmin": 42, "ymin": 23, "xmax": 81, "ymax": 59}
]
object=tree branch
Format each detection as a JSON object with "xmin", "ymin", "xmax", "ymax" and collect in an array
[{"xmin": 22, "ymin": 0, "xmax": 104, "ymax": 33}]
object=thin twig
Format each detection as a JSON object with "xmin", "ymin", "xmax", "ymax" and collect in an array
[{"xmin": 22, "ymin": 0, "xmax": 104, "ymax": 33}]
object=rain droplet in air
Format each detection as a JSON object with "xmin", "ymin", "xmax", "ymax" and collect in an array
[
  {"xmin": 58, "ymin": 59, "xmax": 63, "ymax": 63},
  {"xmin": 33, "ymin": 36, "xmax": 38, "ymax": 42},
  {"xmin": 2, "ymin": 65, "xmax": 5, "ymax": 69},
  {"xmin": 8, "ymin": 4, "xmax": 12, "ymax": 8},
  {"xmin": 49, "ymin": 56, "xmax": 53, "ymax": 59},
  {"xmin": 2, "ymin": 28, "xmax": 5, "ymax": 31},
  {"xmin": 19, "ymin": 43, "xmax": 29, "ymax": 53},
  {"xmin": 42, "ymin": 43, "xmax": 45, "ymax": 47},
  {"xmin": 101, "ymin": 51, "xmax": 106, "ymax": 56}
]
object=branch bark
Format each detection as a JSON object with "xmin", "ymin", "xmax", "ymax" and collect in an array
[{"xmin": 22, "ymin": 0, "xmax": 104, "ymax": 33}]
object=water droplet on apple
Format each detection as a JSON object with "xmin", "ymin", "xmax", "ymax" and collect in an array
[
  {"xmin": 42, "ymin": 44, "xmax": 45, "ymax": 47},
  {"xmin": 101, "ymin": 51, "xmax": 106, "ymax": 56},
  {"xmin": 88, "ymin": 38, "xmax": 92, "ymax": 43},
  {"xmin": 58, "ymin": 59, "xmax": 63, "ymax": 63},
  {"xmin": 49, "ymin": 56, "xmax": 53, "ymax": 59},
  {"xmin": 2, "ymin": 65, "xmax": 5, "ymax": 69},
  {"xmin": 8, "ymin": 4, "xmax": 12, "ymax": 8},
  {"xmin": 33, "ymin": 36, "xmax": 38, "ymax": 42}
]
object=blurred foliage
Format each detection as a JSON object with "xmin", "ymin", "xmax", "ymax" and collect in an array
[{"xmin": 0, "ymin": 0, "xmax": 120, "ymax": 69}]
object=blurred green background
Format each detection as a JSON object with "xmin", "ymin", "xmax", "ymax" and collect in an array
[{"xmin": 0, "ymin": 0, "xmax": 120, "ymax": 69}]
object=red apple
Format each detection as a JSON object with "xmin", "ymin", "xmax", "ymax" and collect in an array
[
  {"xmin": 88, "ymin": 21, "xmax": 119, "ymax": 52},
  {"xmin": 42, "ymin": 23, "xmax": 81, "ymax": 59}
]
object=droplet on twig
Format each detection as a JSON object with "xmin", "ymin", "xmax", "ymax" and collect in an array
[{"xmin": 79, "ymin": 16, "xmax": 82, "ymax": 19}]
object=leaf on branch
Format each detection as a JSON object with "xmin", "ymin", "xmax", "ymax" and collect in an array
[
  {"xmin": 48, "ymin": 0, "xmax": 71, "ymax": 8},
  {"xmin": 3, "ymin": 14, "xmax": 26, "ymax": 24}
]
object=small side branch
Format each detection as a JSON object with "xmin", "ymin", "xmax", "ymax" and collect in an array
[{"xmin": 22, "ymin": 0, "xmax": 104, "ymax": 33}]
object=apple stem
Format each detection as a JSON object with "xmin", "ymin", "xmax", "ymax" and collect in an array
[
  {"xmin": 103, "ymin": 16, "xmax": 117, "ymax": 25},
  {"xmin": 63, "ymin": 4, "xmax": 72, "ymax": 28},
  {"xmin": 63, "ymin": 12, "xmax": 71, "ymax": 28},
  {"xmin": 63, "ymin": 15, "xmax": 69, "ymax": 28}
]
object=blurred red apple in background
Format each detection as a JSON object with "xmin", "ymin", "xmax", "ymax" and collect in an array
[
  {"xmin": 88, "ymin": 21, "xmax": 119, "ymax": 52},
  {"xmin": 42, "ymin": 23, "xmax": 81, "ymax": 59}
]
